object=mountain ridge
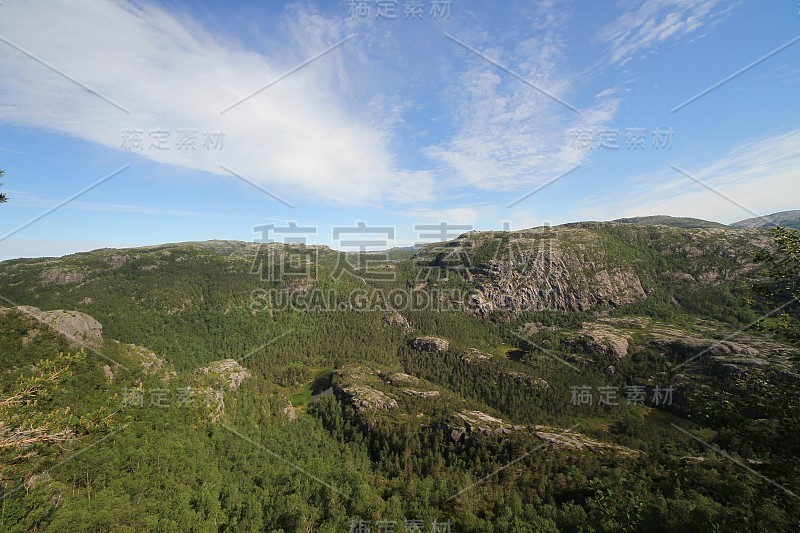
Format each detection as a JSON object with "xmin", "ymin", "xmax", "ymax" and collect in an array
[
  {"xmin": 5, "ymin": 213, "xmax": 798, "ymax": 263},
  {"xmin": 729, "ymin": 209, "xmax": 800, "ymax": 229}
]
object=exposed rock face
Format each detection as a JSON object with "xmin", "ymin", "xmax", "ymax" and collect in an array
[
  {"xmin": 333, "ymin": 365, "xmax": 398, "ymax": 413},
  {"xmin": 401, "ymin": 388, "xmax": 440, "ymax": 398},
  {"xmin": 451, "ymin": 229, "xmax": 649, "ymax": 315},
  {"xmin": 417, "ymin": 225, "xmax": 768, "ymax": 318},
  {"xmin": 196, "ymin": 359, "xmax": 251, "ymax": 391},
  {"xmin": 462, "ymin": 348, "xmax": 492, "ymax": 363},
  {"xmin": 471, "ymin": 262, "xmax": 646, "ymax": 315},
  {"xmin": 651, "ymin": 335, "xmax": 758, "ymax": 358},
  {"xmin": 16, "ymin": 306, "xmax": 103, "ymax": 348},
  {"xmin": 386, "ymin": 372, "xmax": 419, "ymax": 385},
  {"xmin": 196, "ymin": 387, "xmax": 225, "ymax": 422},
  {"xmin": 534, "ymin": 425, "xmax": 642, "ymax": 457},
  {"xmin": 121, "ymin": 343, "xmax": 177, "ymax": 381},
  {"xmin": 383, "ymin": 311, "xmax": 412, "ymax": 331},
  {"xmin": 456, "ymin": 410, "xmax": 506, "ymax": 429},
  {"xmin": 648, "ymin": 333, "xmax": 788, "ymax": 378},
  {"xmin": 505, "ymin": 371, "xmax": 549, "ymax": 389},
  {"xmin": 339, "ymin": 384, "xmax": 398, "ymax": 412},
  {"xmin": 40, "ymin": 269, "xmax": 86, "ymax": 285},
  {"xmin": 285, "ymin": 279, "xmax": 315, "ymax": 295},
  {"xmin": 106, "ymin": 254, "xmax": 129, "ymax": 269},
  {"xmin": 447, "ymin": 410, "xmax": 526, "ymax": 442},
  {"xmin": 283, "ymin": 403, "xmax": 298, "ymax": 421},
  {"xmin": 577, "ymin": 323, "xmax": 630, "ymax": 359},
  {"xmin": 410, "ymin": 336, "xmax": 450, "ymax": 352}
]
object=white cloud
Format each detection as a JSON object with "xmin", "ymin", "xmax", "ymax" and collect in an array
[
  {"xmin": 424, "ymin": 27, "xmax": 620, "ymax": 194},
  {"xmin": 0, "ymin": 0, "xmax": 420, "ymax": 206},
  {"xmin": 571, "ymin": 128, "xmax": 800, "ymax": 224},
  {"xmin": 596, "ymin": 0, "xmax": 730, "ymax": 65},
  {"xmin": 393, "ymin": 206, "xmax": 483, "ymax": 225}
]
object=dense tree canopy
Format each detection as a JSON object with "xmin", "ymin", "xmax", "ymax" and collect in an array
[{"xmin": 0, "ymin": 225, "xmax": 799, "ymax": 530}]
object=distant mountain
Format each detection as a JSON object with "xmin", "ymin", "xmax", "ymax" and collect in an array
[
  {"xmin": 369, "ymin": 244, "xmax": 424, "ymax": 261},
  {"xmin": 729, "ymin": 209, "xmax": 800, "ymax": 229},
  {"xmin": 613, "ymin": 215, "xmax": 726, "ymax": 229}
]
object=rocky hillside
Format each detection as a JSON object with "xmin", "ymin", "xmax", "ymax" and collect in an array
[
  {"xmin": 0, "ymin": 222, "xmax": 779, "ymax": 363},
  {"xmin": 614, "ymin": 215, "xmax": 725, "ymax": 229},
  {"xmin": 415, "ymin": 222, "xmax": 772, "ymax": 316},
  {"xmin": 1, "ymin": 220, "xmax": 799, "ymax": 531},
  {"xmin": 730, "ymin": 209, "xmax": 800, "ymax": 229}
]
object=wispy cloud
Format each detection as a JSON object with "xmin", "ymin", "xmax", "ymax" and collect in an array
[
  {"xmin": 392, "ymin": 205, "xmax": 483, "ymax": 225},
  {"xmin": 596, "ymin": 0, "xmax": 733, "ymax": 66},
  {"xmin": 0, "ymin": 0, "xmax": 761, "ymax": 226},
  {"xmin": 573, "ymin": 128, "xmax": 800, "ymax": 223},
  {"xmin": 0, "ymin": 0, "xmax": 423, "ymax": 207},
  {"xmin": 425, "ymin": 9, "xmax": 619, "ymax": 194},
  {"xmin": 6, "ymin": 192, "xmax": 265, "ymax": 220}
]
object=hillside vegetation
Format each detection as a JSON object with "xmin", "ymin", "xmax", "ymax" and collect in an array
[{"xmin": 0, "ymin": 222, "xmax": 798, "ymax": 531}]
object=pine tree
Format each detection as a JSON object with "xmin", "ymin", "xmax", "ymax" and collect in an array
[{"xmin": 0, "ymin": 169, "xmax": 7, "ymax": 203}]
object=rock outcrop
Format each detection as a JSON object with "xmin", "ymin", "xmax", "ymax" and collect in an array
[
  {"xmin": 124, "ymin": 343, "xmax": 177, "ymax": 381},
  {"xmin": 196, "ymin": 387, "xmax": 225, "ymax": 422},
  {"xmin": 16, "ymin": 306, "xmax": 103, "ymax": 348},
  {"xmin": 648, "ymin": 332, "xmax": 792, "ymax": 377},
  {"xmin": 414, "ymin": 224, "xmax": 768, "ymax": 318},
  {"xmin": 462, "ymin": 348, "xmax": 492, "ymax": 363},
  {"xmin": 338, "ymin": 384, "xmax": 398, "ymax": 412},
  {"xmin": 386, "ymin": 372, "xmax": 419, "ymax": 385},
  {"xmin": 196, "ymin": 359, "xmax": 252, "ymax": 391},
  {"xmin": 333, "ymin": 366, "xmax": 399, "ymax": 413},
  {"xmin": 447, "ymin": 410, "xmax": 526, "ymax": 443},
  {"xmin": 577, "ymin": 323, "xmax": 631, "ymax": 359},
  {"xmin": 40, "ymin": 269, "xmax": 86, "ymax": 285},
  {"xmin": 410, "ymin": 336, "xmax": 449, "ymax": 352},
  {"xmin": 383, "ymin": 311, "xmax": 412, "ymax": 332},
  {"xmin": 451, "ymin": 229, "xmax": 649, "ymax": 315},
  {"xmin": 282, "ymin": 401, "xmax": 298, "ymax": 421},
  {"xmin": 401, "ymin": 388, "xmax": 440, "ymax": 398},
  {"xmin": 505, "ymin": 371, "xmax": 549, "ymax": 389},
  {"xmin": 105, "ymin": 254, "xmax": 129, "ymax": 269},
  {"xmin": 534, "ymin": 425, "xmax": 642, "ymax": 457},
  {"xmin": 470, "ymin": 262, "xmax": 646, "ymax": 316}
]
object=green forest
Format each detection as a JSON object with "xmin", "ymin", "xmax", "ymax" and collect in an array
[{"xmin": 0, "ymin": 224, "xmax": 799, "ymax": 531}]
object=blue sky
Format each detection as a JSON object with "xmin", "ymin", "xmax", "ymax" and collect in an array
[{"xmin": 0, "ymin": 0, "xmax": 798, "ymax": 259}]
